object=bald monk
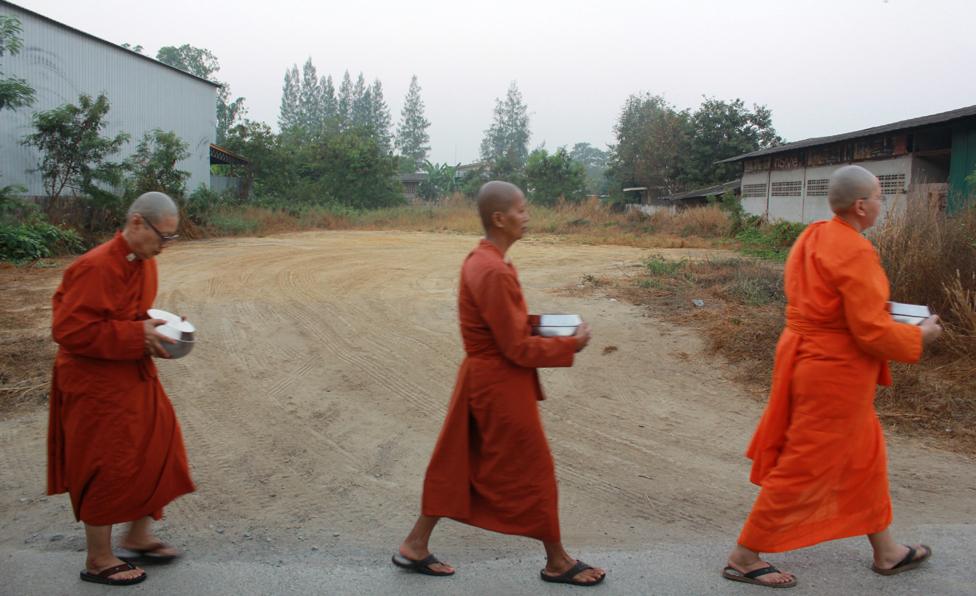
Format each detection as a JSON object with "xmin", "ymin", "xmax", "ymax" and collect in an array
[
  {"xmin": 722, "ymin": 165, "xmax": 943, "ymax": 588},
  {"xmin": 393, "ymin": 181, "xmax": 606, "ymax": 587},
  {"xmin": 48, "ymin": 192, "xmax": 195, "ymax": 586}
]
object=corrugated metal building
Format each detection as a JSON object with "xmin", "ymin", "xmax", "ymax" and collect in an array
[
  {"xmin": 0, "ymin": 1, "xmax": 218, "ymax": 196},
  {"xmin": 719, "ymin": 105, "xmax": 976, "ymax": 223}
]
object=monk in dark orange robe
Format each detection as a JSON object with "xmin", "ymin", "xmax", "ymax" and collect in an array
[
  {"xmin": 723, "ymin": 165, "xmax": 942, "ymax": 588},
  {"xmin": 48, "ymin": 192, "xmax": 195, "ymax": 586},
  {"xmin": 394, "ymin": 181, "xmax": 606, "ymax": 587}
]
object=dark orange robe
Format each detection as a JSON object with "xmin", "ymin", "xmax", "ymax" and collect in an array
[
  {"xmin": 739, "ymin": 217, "xmax": 922, "ymax": 552},
  {"xmin": 47, "ymin": 233, "xmax": 194, "ymax": 525},
  {"xmin": 422, "ymin": 239, "xmax": 577, "ymax": 542}
]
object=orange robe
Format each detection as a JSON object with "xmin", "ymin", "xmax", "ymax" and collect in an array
[
  {"xmin": 739, "ymin": 217, "xmax": 922, "ymax": 552},
  {"xmin": 422, "ymin": 239, "xmax": 577, "ymax": 542},
  {"xmin": 47, "ymin": 233, "xmax": 194, "ymax": 525}
]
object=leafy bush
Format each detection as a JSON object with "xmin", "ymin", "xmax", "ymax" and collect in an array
[
  {"xmin": 736, "ymin": 220, "xmax": 806, "ymax": 260},
  {"xmin": 0, "ymin": 221, "xmax": 83, "ymax": 262}
]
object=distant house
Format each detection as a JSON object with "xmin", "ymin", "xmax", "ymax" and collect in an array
[
  {"xmin": 719, "ymin": 104, "xmax": 976, "ymax": 223},
  {"xmin": 0, "ymin": 1, "xmax": 218, "ymax": 196},
  {"xmin": 626, "ymin": 180, "xmax": 740, "ymax": 215},
  {"xmin": 398, "ymin": 172, "xmax": 426, "ymax": 201}
]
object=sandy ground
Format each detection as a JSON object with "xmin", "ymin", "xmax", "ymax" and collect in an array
[{"xmin": 1, "ymin": 230, "xmax": 974, "ymax": 594}]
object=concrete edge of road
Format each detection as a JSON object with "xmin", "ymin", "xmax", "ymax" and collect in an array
[{"xmin": 2, "ymin": 524, "xmax": 973, "ymax": 596}]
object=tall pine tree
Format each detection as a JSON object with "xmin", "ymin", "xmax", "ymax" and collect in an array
[
  {"xmin": 396, "ymin": 75, "xmax": 430, "ymax": 172},
  {"xmin": 321, "ymin": 74, "xmax": 338, "ymax": 132},
  {"xmin": 298, "ymin": 57, "xmax": 323, "ymax": 136},
  {"xmin": 350, "ymin": 73, "xmax": 371, "ymax": 129},
  {"xmin": 480, "ymin": 81, "xmax": 530, "ymax": 181},
  {"xmin": 369, "ymin": 79, "xmax": 393, "ymax": 153},
  {"xmin": 337, "ymin": 71, "xmax": 353, "ymax": 131},
  {"xmin": 279, "ymin": 64, "xmax": 301, "ymax": 133}
]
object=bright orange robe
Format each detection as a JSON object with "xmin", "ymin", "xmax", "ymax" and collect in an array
[
  {"xmin": 739, "ymin": 216, "xmax": 922, "ymax": 552},
  {"xmin": 47, "ymin": 233, "xmax": 194, "ymax": 525},
  {"xmin": 422, "ymin": 239, "xmax": 577, "ymax": 542}
]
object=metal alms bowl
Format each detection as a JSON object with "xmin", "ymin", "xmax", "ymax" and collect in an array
[
  {"xmin": 149, "ymin": 308, "xmax": 196, "ymax": 359},
  {"xmin": 530, "ymin": 313, "xmax": 582, "ymax": 337}
]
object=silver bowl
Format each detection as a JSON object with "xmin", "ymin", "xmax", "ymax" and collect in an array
[
  {"xmin": 530, "ymin": 313, "xmax": 582, "ymax": 337},
  {"xmin": 149, "ymin": 308, "xmax": 196, "ymax": 359}
]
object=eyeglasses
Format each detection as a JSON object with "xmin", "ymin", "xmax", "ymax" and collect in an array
[{"xmin": 141, "ymin": 215, "xmax": 179, "ymax": 243}]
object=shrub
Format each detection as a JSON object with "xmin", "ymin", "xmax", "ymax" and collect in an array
[{"xmin": 0, "ymin": 221, "xmax": 83, "ymax": 262}]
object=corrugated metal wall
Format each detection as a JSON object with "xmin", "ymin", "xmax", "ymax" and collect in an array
[
  {"xmin": 0, "ymin": 3, "xmax": 217, "ymax": 196},
  {"xmin": 948, "ymin": 126, "xmax": 976, "ymax": 212}
]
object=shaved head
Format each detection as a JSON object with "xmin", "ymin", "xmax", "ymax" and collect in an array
[
  {"xmin": 127, "ymin": 191, "xmax": 178, "ymax": 224},
  {"xmin": 828, "ymin": 165, "xmax": 879, "ymax": 213},
  {"xmin": 477, "ymin": 181, "xmax": 524, "ymax": 231}
]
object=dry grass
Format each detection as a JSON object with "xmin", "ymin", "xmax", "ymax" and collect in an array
[
  {"xmin": 605, "ymin": 213, "xmax": 976, "ymax": 454},
  {"xmin": 196, "ymin": 197, "xmax": 732, "ymax": 250}
]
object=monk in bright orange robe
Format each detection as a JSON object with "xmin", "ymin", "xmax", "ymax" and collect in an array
[
  {"xmin": 48, "ymin": 192, "xmax": 194, "ymax": 586},
  {"xmin": 394, "ymin": 181, "xmax": 606, "ymax": 587},
  {"xmin": 723, "ymin": 166, "xmax": 942, "ymax": 588}
]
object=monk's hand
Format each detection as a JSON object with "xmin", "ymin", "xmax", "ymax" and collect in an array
[
  {"xmin": 143, "ymin": 318, "xmax": 175, "ymax": 358},
  {"xmin": 574, "ymin": 321, "xmax": 592, "ymax": 352},
  {"xmin": 920, "ymin": 315, "xmax": 943, "ymax": 347}
]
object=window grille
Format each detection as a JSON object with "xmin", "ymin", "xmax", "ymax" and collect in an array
[
  {"xmin": 877, "ymin": 173, "xmax": 906, "ymax": 195},
  {"xmin": 771, "ymin": 181, "xmax": 802, "ymax": 197},
  {"xmin": 806, "ymin": 179, "xmax": 829, "ymax": 196},
  {"xmin": 742, "ymin": 183, "xmax": 767, "ymax": 198}
]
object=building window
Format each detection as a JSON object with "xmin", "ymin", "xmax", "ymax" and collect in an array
[
  {"xmin": 806, "ymin": 179, "xmax": 829, "ymax": 196},
  {"xmin": 742, "ymin": 183, "xmax": 767, "ymax": 198},
  {"xmin": 771, "ymin": 181, "xmax": 803, "ymax": 197},
  {"xmin": 877, "ymin": 173, "xmax": 906, "ymax": 195}
]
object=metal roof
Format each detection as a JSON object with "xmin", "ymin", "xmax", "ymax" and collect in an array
[
  {"xmin": 1, "ymin": 1, "xmax": 220, "ymax": 88},
  {"xmin": 718, "ymin": 103, "xmax": 976, "ymax": 164},
  {"xmin": 661, "ymin": 179, "xmax": 740, "ymax": 201},
  {"xmin": 210, "ymin": 144, "xmax": 249, "ymax": 166}
]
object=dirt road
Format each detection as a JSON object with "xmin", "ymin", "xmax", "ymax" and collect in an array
[{"xmin": 1, "ymin": 230, "xmax": 973, "ymax": 580}]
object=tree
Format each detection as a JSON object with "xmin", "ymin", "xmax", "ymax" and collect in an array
[
  {"xmin": 120, "ymin": 42, "xmax": 144, "ymax": 54},
  {"xmin": 368, "ymin": 79, "xmax": 393, "ymax": 153},
  {"xmin": 350, "ymin": 73, "xmax": 371, "ymax": 129},
  {"xmin": 223, "ymin": 119, "xmax": 294, "ymax": 199},
  {"xmin": 524, "ymin": 147, "xmax": 587, "ymax": 205},
  {"xmin": 606, "ymin": 93, "xmax": 691, "ymax": 199},
  {"xmin": 22, "ymin": 94, "xmax": 128, "ymax": 202},
  {"xmin": 480, "ymin": 81, "xmax": 530, "ymax": 184},
  {"xmin": 569, "ymin": 142, "xmax": 609, "ymax": 195},
  {"xmin": 683, "ymin": 97, "xmax": 781, "ymax": 188},
  {"xmin": 321, "ymin": 75, "xmax": 338, "ymax": 131},
  {"xmin": 416, "ymin": 161, "xmax": 459, "ymax": 200},
  {"xmin": 0, "ymin": 15, "xmax": 34, "ymax": 112},
  {"xmin": 279, "ymin": 65, "xmax": 301, "ymax": 133},
  {"xmin": 156, "ymin": 44, "xmax": 246, "ymax": 144},
  {"xmin": 310, "ymin": 129, "xmax": 403, "ymax": 209},
  {"xmin": 396, "ymin": 75, "xmax": 431, "ymax": 173},
  {"xmin": 22, "ymin": 94, "xmax": 129, "ymax": 232},
  {"xmin": 299, "ymin": 58, "xmax": 323, "ymax": 136},
  {"xmin": 337, "ymin": 71, "xmax": 353, "ymax": 130},
  {"xmin": 125, "ymin": 129, "xmax": 191, "ymax": 198}
]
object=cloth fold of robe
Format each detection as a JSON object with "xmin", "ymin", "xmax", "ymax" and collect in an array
[
  {"xmin": 739, "ymin": 217, "xmax": 922, "ymax": 553},
  {"xmin": 422, "ymin": 239, "xmax": 577, "ymax": 542},
  {"xmin": 48, "ymin": 232, "xmax": 194, "ymax": 525}
]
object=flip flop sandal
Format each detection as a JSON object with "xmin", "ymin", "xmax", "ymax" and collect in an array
[
  {"xmin": 723, "ymin": 565, "xmax": 797, "ymax": 588},
  {"xmin": 118, "ymin": 540, "xmax": 180, "ymax": 565},
  {"xmin": 391, "ymin": 553, "xmax": 455, "ymax": 576},
  {"xmin": 80, "ymin": 561, "xmax": 147, "ymax": 586},
  {"xmin": 872, "ymin": 544, "xmax": 932, "ymax": 576},
  {"xmin": 540, "ymin": 560, "xmax": 606, "ymax": 586}
]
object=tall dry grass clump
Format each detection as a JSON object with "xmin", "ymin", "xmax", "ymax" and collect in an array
[
  {"xmin": 642, "ymin": 205, "xmax": 732, "ymax": 238},
  {"xmin": 873, "ymin": 194, "xmax": 976, "ymax": 339}
]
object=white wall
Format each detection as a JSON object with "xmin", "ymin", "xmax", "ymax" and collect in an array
[
  {"xmin": 740, "ymin": 171, "xmax": 769, "ymax": 217},
  {"xmin": 0, "ymin": 3, "xmax": 217, "ymax": 196}
]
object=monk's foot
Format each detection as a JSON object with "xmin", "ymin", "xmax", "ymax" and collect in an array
[
  {"xmin": 398, "ymin": 542, "xmax": 455, "ymax": 574},
  {"xmin": 544, "ymin": 554, "xmax": 606, "ymax": 585},
  {"xmin": 725, "ymin": 558, "xmax": 796, "ymax": 587},
  {"xmin": 119, "ymin": 536, "xmax": 180, "ymax": 559},
  {"xmin": 873, "ymin": 543, "xmax": 931, "ymax": 572},
  {"xmin": 86, "ymin": 555, "xmax": 145, "ymax": 582}
]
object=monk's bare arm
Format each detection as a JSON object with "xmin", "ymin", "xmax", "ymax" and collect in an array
[
  {"xmin": 831, "ymin": 248, "xmax": 922, "ymax": 363},
  {"xmin": 477, "ymin": 268, "xmax": 576, "ymax": 368},
  {"xmin": 52, "ymin": 262, "xmax": 145, "ymax": 360}
]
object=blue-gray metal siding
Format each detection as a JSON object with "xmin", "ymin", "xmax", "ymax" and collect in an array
[{"xmin": 0, "ymin": 2, "xmax": 217, "ymax": 196}]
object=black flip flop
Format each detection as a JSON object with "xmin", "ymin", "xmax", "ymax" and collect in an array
[
  {"xmin": 872, "ymin": 544, "xmax": 932, "ymax": 576},
  {"xmin": 391, "ymin": 553, "xmax": 455, "ymax": 576},
  {"xmin": 723, "ymin": 565, "xmax": 797, "ymax": 588},
  {"xmin": 80, "ymin": 561, "xmax": 147, "ymax": 586},
  {"xmin": 540, "ymin": 560, "xmax": 606, "ymax": 586},
  {"xmin": 118, "ymin": 541, "xmax": 180, "ymax": 565}
]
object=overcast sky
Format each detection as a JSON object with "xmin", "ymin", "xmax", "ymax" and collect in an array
[{"xmin": 15, "ymin": 0, "xmax": 976, "ymax": 164}]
